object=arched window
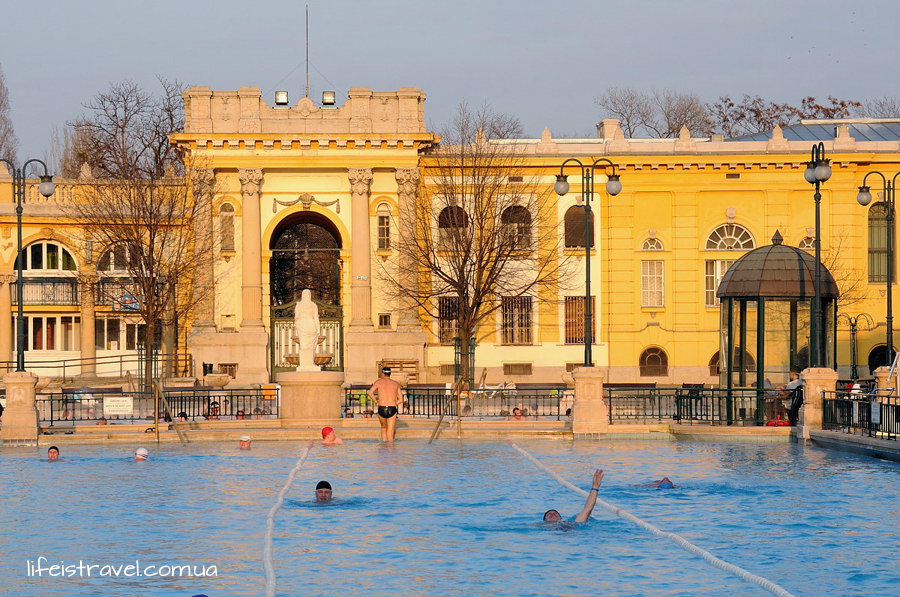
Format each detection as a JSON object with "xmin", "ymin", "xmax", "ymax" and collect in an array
[
  {"xmin": 642, "ymin": 238, "xmax": 663, "ymax": 251},
  {"xmin": 376, "ymin": 203, "xmax": 391, "ymax": 250},
  {"xmin": 437, "ymin": 205, "xmax": 468, "ymax": 245},
  {"xmin": 564, "ymin": 206, "xmax": 593, "ymax": 248},
  {"xmin": 705, "ymin": 224, "xmax": 755, "ymax": 250},
  {"xmin": 639, "ymin": 347, "xmax": 669, "ymax": 377},
  {"xmin": 708, "ymin": 349, "xmax": 756, "ymax": 376},
  {"xmin": 501, "ymin": 205, "xmax": 531, "ymax": 249},
  {"xmin": 219, "ymin": 203, "xmax": 235, "ymax": 252},
  {"xmin": 97, "ymin": 244, "xmax": 141, "ymax": 273},
  {"xmin": 868, "ymin": 202, "xmax": 892, "ymax": 283},
  {"xmin": 18, "ymin": 241, "xmax": 77, "ymax": 272}
]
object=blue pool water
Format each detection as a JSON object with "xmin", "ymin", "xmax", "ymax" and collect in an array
[{"xmin": 0, "ymin": 439, "xmax": 897, "ymax": 596}]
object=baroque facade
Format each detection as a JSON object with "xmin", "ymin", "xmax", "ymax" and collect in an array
[{"xmin": 1, "ymin": 86, "xmax": 898, "ymax": 387}]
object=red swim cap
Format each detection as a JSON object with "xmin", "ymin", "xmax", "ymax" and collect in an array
[{"xmin": 321, "ymin": 426, "xmax": 334, "ymax": 438}]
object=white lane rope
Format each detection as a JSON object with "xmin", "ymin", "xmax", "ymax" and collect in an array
[
  {"xmin": 510, "ymin": 442, "xmax": 799, "ymax": 597},
  {"xmin": 264, "ymin": 442, "xmax": 313, "ymax": 597}
]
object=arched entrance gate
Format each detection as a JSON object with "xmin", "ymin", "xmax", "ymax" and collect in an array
[{"xmin": 269, "ymin": 213, "xmax": 343, "ymax": 373}]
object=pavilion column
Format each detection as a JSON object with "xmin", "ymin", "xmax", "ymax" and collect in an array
[
  {"xmin": 191, "ymin": 168, "xmax": 216, "ymax": 329},
  {"xmin": 0, "ymin": 273, "xmax": 14, "ymax": 372},
  {"xmin": 395, "ymin": 168, "xmax": 420, "ymax": 331},
  {"xmin": 348, "ymin": 168, "xmax": 374, "ymax": 327},
  {"xmin": 238, "ymin": 168, "xmax": 264, "ymax": 328},
  {"xmin": 79, "ymin": 273, "xmax": 97, "ymax": 375}
]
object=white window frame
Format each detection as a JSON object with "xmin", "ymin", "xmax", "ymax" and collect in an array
[
  {"xmin": 641, "ymin": 260, "xmax": 664, "ymax": 307},
  {"xmin": 705, "ymin": 259, "xmax": 735, "ymax": 307}
]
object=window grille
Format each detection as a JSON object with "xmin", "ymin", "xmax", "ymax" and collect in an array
[
  {"xmin": 564, "ymin": 296, "xmax": 595, "ymax": 344},
  {"xmin": 501, "ymin": 296, "xmax": 532, "ymax": 345}
]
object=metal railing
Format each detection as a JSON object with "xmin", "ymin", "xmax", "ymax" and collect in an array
[
  {"xmin": 36, "ymin": 386, "xmax": 278, "ymax": 426},
  {"xmin": 343, "ymin": 384, "xmax": 571, "ymax": 420},
  {"xmin": 0, "ymin": 352, "xmax": 194, "ymax": 382},
  {"xmin": 11, "ymin": 278, "xmax": 78, "ymax": 305},
  {"xmin": 606, "ymin": 387, "xmax": 770, "ymax": 425},
  {"xmin": 823, "ymin": 389, "xmax": 899, "ymax": 440}
]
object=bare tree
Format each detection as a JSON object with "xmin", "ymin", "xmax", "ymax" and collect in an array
[
  {"xmin": 647, "ymin": 89, "xmax": 713, "ymax": 137},
  {"xmin": 594, "ymin": 87, "xmax": 654, "ymax": 137},
  {"xmin": 383, "ymin": 102, "xmax": 568, "ymax": 386},
  {"xmin": 66, "ymin": 78, "xmax": 213, "ymax": 386},
  {"xmin": 855, "ymin": 96, "xmax": 900, "ymax": 118},
  {"xmin": 0, "ymin": 64, "xmax": 19, "ymax": 164}
]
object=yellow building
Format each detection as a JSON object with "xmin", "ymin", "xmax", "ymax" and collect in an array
[{"xmin": 1, "ymin": 86, "xmax": 898, "ymax": 389}]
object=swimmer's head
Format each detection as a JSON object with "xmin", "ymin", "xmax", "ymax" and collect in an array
[
  {"xmin": 321, "ymin": 426, "xmax": 334, "ymax": 439},
  {"xmin": 316, "ymin": 480, "xmax": 333, "ymax": 501},
  {"xmin": 657, "ymin": 477, "xmax": 674, "ymax": 489},
  {"xmin": 134, "ymin": 447, "xmax": 149, "ymax": 461},
  {"xmin": 543, "ymin": 509, "xmax": 562, "ymax": 522},
  {"xmin": 47, "ymin": 446, "xmax": 60, "ymax": 461},
  {"xmin": 381, "ymin": 366, "xmax": 391, "ymax": 377},
  {"xmin": 239, "ymin": 435, "xmax": 252, "ymax": 450}
]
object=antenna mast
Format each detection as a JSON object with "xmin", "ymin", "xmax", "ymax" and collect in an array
[{"xmin": 305, "ymin": 4, "xmax": 309, "ymax": 98}]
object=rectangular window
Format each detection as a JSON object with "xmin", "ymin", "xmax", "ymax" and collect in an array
[
  {"xmin": 95, "ymin": 318, "xmax": 105, "ymax": 350},
  {"xmin": 868, "ymin": 206, "xmax": 893, "ymax": 283},
  {"xmin": 377, "ymin": 215, "xmax": 391, "ymax": 250},
  {"xmin": 705, "ymin": 260, "xmax": 735, "ymax": 307},
  {"xmin": 564, "ymin": 296, "xmax": 596, "ymax": 344},
  {"xmin": 503, "ymin": 363, "xmax": 533, "ymax": 376},
  {"xmin": 32, "ymin": 317, "xmax": 43, "ymax": 350},
  {"xmin": 126, "ymin": 323, "xmax": 138, "ymax": 350},
  {"xmin": 46, "ymin": 243, "xmax": 58, "ymax": 270},
  {"xmin": 45, "ymin": 317, "xmax": 56, "ymax": 350},
  {"xmin": 30, "ymin": 244, "xmax": 42, "ymax": 270},
  {"xmin": 438, "ymin": 297, "xmax": 459, "ymax": 344},
  {"xmin": 501, "ymin": 296, "xmax": 533, "ymax": 345},
  {"xmin": 378, "ymin": 313, "xmax": 391, "ymax": 329},
  {"xmin": 106, "ymin": 318, "xmax": 120, "ymax": 350},
  {"xmin": 641, "ymin": 260, "xmax": 664, "ymax": 307},
  {"xmin": 60, "ymin": 316, "xmax": 81, "ymax": 351}
]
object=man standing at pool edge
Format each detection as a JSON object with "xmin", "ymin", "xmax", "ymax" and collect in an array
[
  {"xmin": 368, "ymin": 366, "xmax": 402, "ymax": 442},
  {"xmin": 543, "ymin": 470, "xmax": 604, "ymax": 523}
]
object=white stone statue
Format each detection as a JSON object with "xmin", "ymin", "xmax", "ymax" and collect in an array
[{"xmin": 293, "ymin": 289, "xmax": 321, "ymax": 372}]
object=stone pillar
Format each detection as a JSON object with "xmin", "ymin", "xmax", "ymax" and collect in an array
[
  {"xmin": 0, "ymin": 370, "xmax": 39, "ymax": 444},
  {"xmin": 348, "ymin": 168, "xmax": 374, "ymax": 327},
  {"xmin": 395, "ymin": 168, "xmax": 420, "ymax": 331},
  {"xmin": 0, "ymin": 274, "xmax": 14, "ymax": 373},
  {"xmin": 79, "ymin": 273, "xmax": 97, "ymax": 375},
  {"xmin": 798, "ymin": 367, "xmax": 838, "ymax": 439},
  {"xmin": 191, "ymin": 168, "xmax": 216, "ymax": 329},
  {"xmin": 277, "ymin": 370, "xmax": 345, "ymax": 419},
  {"xmin": 572, "ymin": 366, "xmax": 609, "ymax": 435},
  {"xmin": 238, "ymin": 168, "xmax": 264, "ymax": 328}
]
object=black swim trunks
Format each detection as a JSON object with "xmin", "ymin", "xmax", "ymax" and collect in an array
[{"xmin": 377, "ymin": 406, "xmax": 398, "ymax": 418}]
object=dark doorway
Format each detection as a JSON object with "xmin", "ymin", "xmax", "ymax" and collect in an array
[
  {"xmin": 269, "ymin": 214, "xmax": 342, "ymax": 306},
  {"xmin": 867, "ymin": 344, "xmax": 895, "ymax": 375}
]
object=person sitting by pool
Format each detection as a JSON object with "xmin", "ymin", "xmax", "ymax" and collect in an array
[
  {"xmin": 510, "ymin": 407, "xmax": 525, "ymax": 421},
  {"xmin": 543, "ymin": 469, "xmax": 604, "ymax": 523},
  {"xmin": 236, "ymin": 410, "xmax": 247, "ymax": 420},
  {"xmin": 321, "ymin": 426, "xmax": 343, "ymax": 445},
  {"xmin": 176, "ymin": 411, "xmax": 189, "ymax": 421},
  {"xmin": 343, "ymin": 407, "xmax": 354, "ymax": 419},
  {"xmin": 239, "ymin": 435, "xmax": 252, "ymax": 450},
  {"xmin": 97, "ymin": 417, "xmax": 108, "ymax": 425},
  {"xmin": 315, "ymin": 480, "xmax": 333, "ymax": 502},
  {"xmin": 134, "ymin": 447, "xmax": 149, "ymax": 461},
  {"xmin": 47, "ymin": 446, "xmax": 60, "ymax": 461},
  {"xmin": 648, "ymin": 476, "xmax": 675, "ymax": 489}
]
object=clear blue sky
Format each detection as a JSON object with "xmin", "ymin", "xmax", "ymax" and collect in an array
[{"xmin": 2, "ymin": 0, "xmax": 898, "ymax": 162}]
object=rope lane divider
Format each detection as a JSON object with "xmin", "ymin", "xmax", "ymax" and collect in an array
[
  {"xmin": 509, "ymin": 442, "xmax": 799, "ymax": 597},
  {"xmin": 264, "ymin": 441, "xmax": 313, "ymax": 597}
]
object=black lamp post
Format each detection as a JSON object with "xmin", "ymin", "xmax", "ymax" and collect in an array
[
  {"xmin": 803, "ymin": 142, "xmax": 831, "ymax": 368},
  {"xmin": 857, "ymin": 171, "xmax": 900, "ymax": 367},
  {"xmin": 554, "ymin": 158, "xmax": 622, "ymax": 367},
  {"xmin": 837, "ymin": 313, "xmax": 874, "ymax": 380},
  {"xmin": 0, "ymin": 159, "xmax": 55, "ymax": 372}
]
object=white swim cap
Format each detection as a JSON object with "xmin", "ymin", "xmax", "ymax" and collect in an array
[
  {"xmin": 135, "ymin": 447, "xmax": 149, "ymax": 458},
  {"xmin": 239, "ymin": 435, "xmax": 251, "ymax": 442}
]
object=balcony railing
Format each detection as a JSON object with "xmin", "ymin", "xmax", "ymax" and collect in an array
[{"xmin": 11, "ymin": 278, "xmax": 78, "ymax": 305}]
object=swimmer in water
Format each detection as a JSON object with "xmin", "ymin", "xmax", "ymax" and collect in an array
[
  {"xmin": 315, "ymin": 480, "xmax": 333, "ymax": 502},
  {"xmin": 321, "ymin": 426, "xmax": 343, "ymax": 445},
  {"xmin": 649, "ymin": 477, "xmax": 675, "ymax": 489},
  {"xmin": 47, "ymin": 446, "xmax": 60, "ymax": 461},
  {"xmin": 543, "ymin": 469, "xmax": 604, "ymax": 523}
]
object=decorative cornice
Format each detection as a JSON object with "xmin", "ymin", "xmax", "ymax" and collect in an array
[{"xmin": 348, "ymin": 168, "xmax": 373, "ymax": 196}]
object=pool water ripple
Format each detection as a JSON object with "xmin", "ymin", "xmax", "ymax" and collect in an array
[{"xmin": 0, "ymin": 439, "xmax": 896, "ymax": 596}]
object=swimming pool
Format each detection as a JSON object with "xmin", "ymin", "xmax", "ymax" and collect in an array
[{"xmin": 0, "ymin": 439, "xmax": 896, "ymax": 596}]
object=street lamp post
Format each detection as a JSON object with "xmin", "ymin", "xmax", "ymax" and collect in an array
[
  {"xmin": 803, "ymin": 142, "xmax": 831, "ymax": 368},
  {"xmin": 857, "ymin": 171, "xmax": 900, "ymax": 367},
  {"xmin": 0, "ymin": 159, "xmax": 55, "ymax": 372},
  {"xmin": 837, "ymin": 313, "xmax": 874, "ymax": 380},
  {"xmin": 554, "ymin": 158, "xmax": 622, "ymax": 367}
]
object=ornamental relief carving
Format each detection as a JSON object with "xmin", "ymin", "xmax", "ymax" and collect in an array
[
  {"xmin": 272, "ymin": 193, "xmax": 341, "ymax": 214},
  {"xmin": 348, "ymin": 168, "xmax": 373, "ymax": 196},
  {"xmin": 395, "ymin": 168, "xmax": 419, "ymax": 199},
  {"xmin": 238, "ymin": 168, "xmax": 263, "ymax": 198}
]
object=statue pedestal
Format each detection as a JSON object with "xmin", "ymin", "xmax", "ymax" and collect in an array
[
  {"xmin": 1, "ymin": 371, "xmax": 39, "ymax": 445},
  {"xmin": 277, "ymin": 371, "xmax": 345, "ymax": 420},
  {"xmin": 572, "ymin": 366, "xmax": 608, "ymax": 435}
]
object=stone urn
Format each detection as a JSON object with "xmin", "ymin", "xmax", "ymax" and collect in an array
[
  {"xmin": 34, "ymin": 376, "xmax": 51, "ymax": 392},
  {"xmin": 314, "ymin": 354, "xmax": 334, "ymax": 367},
  {"xmin": 204, "ymin": 373, "xmax": 232, "ymax": 389}
]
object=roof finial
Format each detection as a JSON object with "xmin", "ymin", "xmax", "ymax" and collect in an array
[{"xmin": 772, "ymin": 230, "xmax": 783, "ymax": 245}]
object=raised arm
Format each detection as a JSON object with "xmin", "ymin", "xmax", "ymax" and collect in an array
[{"xmin": 575, "ymin": 469, "xmax": 604, "ymax": 522}]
